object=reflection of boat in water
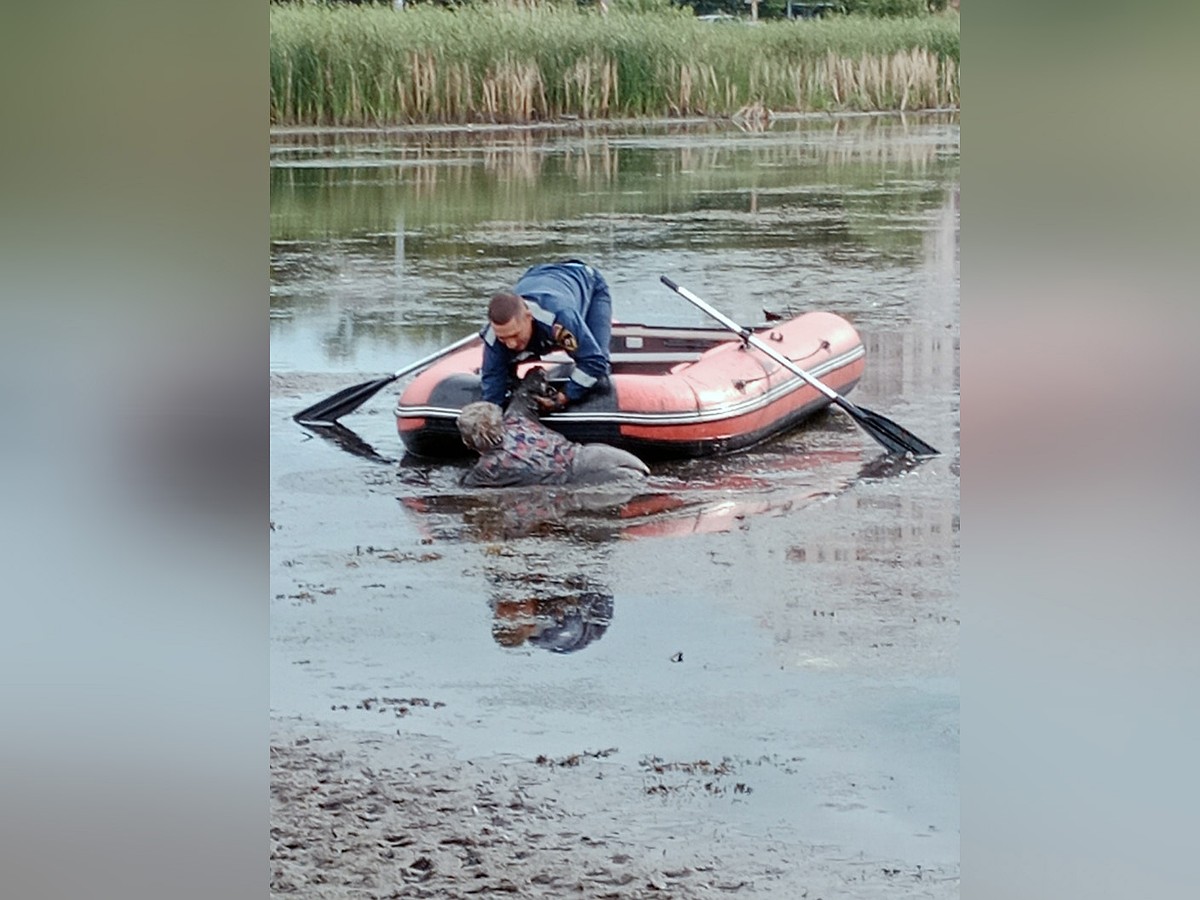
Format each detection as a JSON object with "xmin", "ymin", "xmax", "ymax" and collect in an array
[
  {"xmin": 395, "ymin": 312, "xmax": 865, "ymax": 460},
  {"xmin": 620, "ymin": 446, "xmax": 870, "ymax": 538},
  {"xmin": 396, "ymin": 444, "xmax": 891, "ymax": 542},
  {"xmin": 392, "ymin": 445, "xmax": 920, "ymax": 657},
  {"xmin": 400, "ymin": 486, "xmax": 654, "ymax": 542}
]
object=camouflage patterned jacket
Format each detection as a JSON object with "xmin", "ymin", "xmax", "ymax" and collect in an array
[{"xmin": 462, "ymin": 411, "xmax": 578, "ymax": 488}]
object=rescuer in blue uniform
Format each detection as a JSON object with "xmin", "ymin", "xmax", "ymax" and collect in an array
[{"xmin": 479, "ymin": 260, "xmax": 613, "ymax": 412}]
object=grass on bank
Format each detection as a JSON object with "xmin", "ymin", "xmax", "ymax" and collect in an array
[{"xmin": 270, "ymin": 5, "xmax": 959, "ymax": 126}]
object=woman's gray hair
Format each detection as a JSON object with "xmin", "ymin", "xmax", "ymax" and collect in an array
[{"xmin": 457, "ymin": 401, "xmax": 505, "ymax": 451}]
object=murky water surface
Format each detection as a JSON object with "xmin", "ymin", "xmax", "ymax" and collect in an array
[{"xmin": 271, "ymin": 114, "xmax": 959, "ymax": 865}]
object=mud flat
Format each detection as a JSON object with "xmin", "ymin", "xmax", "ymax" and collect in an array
[{"xmin": 271, "ymin": 716, "xmax": 958, "ymax": 899}]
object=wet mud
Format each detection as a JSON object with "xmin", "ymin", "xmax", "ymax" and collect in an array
[{"xmin": 271, "ymin": 719, "xmax": 958, "ymax": 899}]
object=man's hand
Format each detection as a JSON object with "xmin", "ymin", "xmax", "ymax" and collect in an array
[{"xmin": 534, "ymin": 390, "xmax": 568, "ymax": 414}]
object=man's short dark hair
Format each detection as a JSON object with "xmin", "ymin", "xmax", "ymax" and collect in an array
[{"xmin": 488, "ymin": 292, "xmax": 525, "ymax": 325}]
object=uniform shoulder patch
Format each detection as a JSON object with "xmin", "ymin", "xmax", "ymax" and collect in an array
[{"xmin": 552, "ymin": 323, "xmax": 579, "ymax": 353}]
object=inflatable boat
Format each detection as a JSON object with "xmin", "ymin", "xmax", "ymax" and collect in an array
[{"xmin": 394, "ymin": 310, "xmax": 865, "ymax": 460}]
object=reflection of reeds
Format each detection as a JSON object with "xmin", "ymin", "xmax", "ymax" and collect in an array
[
  {"xmin": 732, "ymin": 100, "xmax": 770, "ymax": 132},
  {"xmin": 270, "ymin": 7, "xmax": 959, "ymax": 126},
  {"xmin": 270, "ymin": 114, "xmax": 959, "ymax": 239}
]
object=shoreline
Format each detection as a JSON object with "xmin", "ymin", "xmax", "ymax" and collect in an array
[{"xmin": 269, "ymin": 109, "xmax": 961, "ymax": 140}]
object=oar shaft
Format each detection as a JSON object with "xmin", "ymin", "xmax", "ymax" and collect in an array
[
  {"xmin": 391, "ymin": 332, "xmax": 479, "ymax": 380},
  {"xmin": 293, "ymin": 330, "xmax": 481, "ymax": 425},
  {"xmin": 660, "ymin": 275, "xmax": 938, "ymax": 457},
  {"xmin": 660, "ymin": 276, "xmax": 841, "ymax": 403}
]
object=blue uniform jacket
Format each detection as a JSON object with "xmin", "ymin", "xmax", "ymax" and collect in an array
[{"xmin": 480, "ymin": 262, "xmax": 612, "ymax": 406}]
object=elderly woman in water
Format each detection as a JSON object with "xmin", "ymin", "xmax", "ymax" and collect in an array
[{"xmin": 456, "ymin": 373, "xmax": 649, "ymax": 489}]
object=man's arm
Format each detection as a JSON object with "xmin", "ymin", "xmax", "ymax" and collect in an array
[
  {"xmin": 479, "ymin": 340, "xmax": 513, "ymax": 406},
  {"xmin": 551, "ymin": 308, "xmax": 610, "ymax": 403}
]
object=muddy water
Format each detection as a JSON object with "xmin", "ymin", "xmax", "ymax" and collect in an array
[{"xmin": 270, "ymin": 114, "xmax": 959, "ymax": 868}]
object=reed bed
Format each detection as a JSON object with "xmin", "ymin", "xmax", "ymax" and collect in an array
[{"xmin": 270, "ymin": 6, "xmax": 959, "ymax": 126}]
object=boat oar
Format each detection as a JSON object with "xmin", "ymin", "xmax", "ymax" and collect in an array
[
  {"xmin": 659, "ymin": 276, "xmax": 938, "ymax": 457},
  {"xmin": 293, "ymin": 332, "xmax": 479, "ymax": 425}
]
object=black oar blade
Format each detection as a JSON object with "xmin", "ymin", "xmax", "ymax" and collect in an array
[
  {"xmin": 838, "ymin": 399, "xmax": 939, "ymax": 457},
  {"xmin": 293, "ymin": 374, "xmax": 397, "ymax": 425}
]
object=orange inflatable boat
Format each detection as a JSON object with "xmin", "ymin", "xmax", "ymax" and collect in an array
[{"xmin": 394, "ymin": 311, "xmax": 865, "ymax": 460}]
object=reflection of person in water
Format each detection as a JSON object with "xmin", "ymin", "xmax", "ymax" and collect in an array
[{"xmin": 490, "ymin": 590, "xmax": 613, "ymax": 654}]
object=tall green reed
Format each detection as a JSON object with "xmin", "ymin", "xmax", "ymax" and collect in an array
[{"xmin": 270, "ymin": 6, "xmax": 959, "ymax": 126}]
